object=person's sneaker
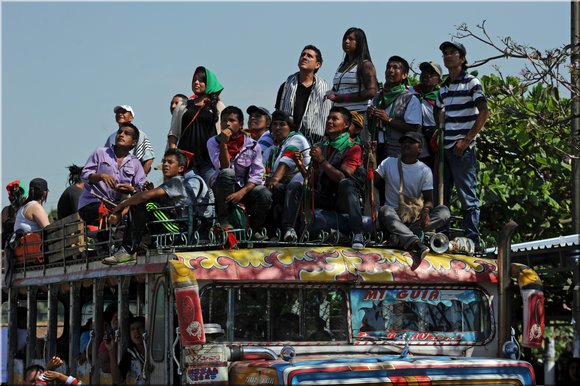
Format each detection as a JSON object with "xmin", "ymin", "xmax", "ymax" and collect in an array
[
  {"xmin": 283, "ymin": 228, "xmax": 297, "ymax": 242},
  {"xmin": 352, "ymin": 233, "xmax": 365, "ymax": 250},
  {"xmin": 409, "ymin": 241, "xmax": 429, "ymax": 271},
  {"xmin": 252, "ymin": 232, "xmax": 269, "ymax": 241},
  {"xmin": 102, "ymin": 246, "xmax": 136, "ymax": 265}
]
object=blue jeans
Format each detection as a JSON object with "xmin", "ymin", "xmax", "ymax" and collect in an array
[
  {"xmin": 443, "ymin": 146, "xmax": 480, "ymax": 243},
  {"xmin": 281, "ymin": 178, "xmax": 363, "ymax": 234},
  {"xmin": 213, "ymin": 169, "xmax": 272, "ymax": 229}
]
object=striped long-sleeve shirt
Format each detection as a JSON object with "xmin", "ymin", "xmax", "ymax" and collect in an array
[{"xmin": 435, "ymin": 71, "xmax": 486, "ymax": 149}]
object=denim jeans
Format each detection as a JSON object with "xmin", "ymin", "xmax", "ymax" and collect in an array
[
  {"xmin": 379, "ymin": 204, "xmax": 451, "ymax": 249},
  {"xmin": 213, "ymin": 169, "xmax": 272, "ymax": 229},
  {"xmin": 443, "ymin": 146, "xmax": 480, "ymax": 243},
  {"xmin": 281, "ymin": 178, "xmax": 363, "ymax": 234}
]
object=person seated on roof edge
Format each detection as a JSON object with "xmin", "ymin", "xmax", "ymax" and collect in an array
[
  {"xmin": 78, "ymin": 122, "xmax": 147, "ymax": 229},
  {"xmin": 104, "ymin": 149, "xmax": 197, "ymax": 265},
  {"xmin": 262, "ymin": 110, "xmax": 311, "ymax": 240},
  {"xmin": 1, "ymin": 180, "xmax": 26, "ymax": 247},
  {"xmin": 280, "ymin": 106, "xmax": 366, "ymax": 250},
  {"xmin": 207, "ymin": 106, "xmax": 272, "ymax": 233},
  {"xmin": 14, "ymin": 178, "xmax": 50, "ymax": 234},
  {"xmin": 374, "ymin": 131, "xmax": 450, "ymax": 271}
]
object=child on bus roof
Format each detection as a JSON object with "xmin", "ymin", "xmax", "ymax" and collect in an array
[{"xmin": 103, "ymin": 149, "xmax": 208, "ymax": 265}]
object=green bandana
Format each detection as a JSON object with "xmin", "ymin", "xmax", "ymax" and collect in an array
[
  {"xmin": 413, "ymin": 85, "xmax": 439, "ymax": 104},
  {"xmin": 324, "ymin": 132, "xmax": 355, "ymax": 153},
  {"xmin": 197, "ymin": 66, "xmax": 224, "ymax": 95},
  {"xmin": 378, "ymin": 84, "xmax": 406, "ymax": 108}
]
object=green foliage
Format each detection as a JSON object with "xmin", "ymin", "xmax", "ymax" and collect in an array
[{"xmin": 476, "ymin": 74, "xmax": 573, "ymax": 245}]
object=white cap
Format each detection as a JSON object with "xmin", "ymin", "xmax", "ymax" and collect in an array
[{"xmin": 113, "ymin": 104, "xmax": 135, "ymax": 118}]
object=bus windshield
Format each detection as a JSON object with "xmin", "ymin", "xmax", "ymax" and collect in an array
[
  {"xmin": 201, "ymin": 285, "xmax": 349, "ymax": 342},
  {"xmin": 351, "ymin": 288, "xmax": 492, "ymax": 344}
]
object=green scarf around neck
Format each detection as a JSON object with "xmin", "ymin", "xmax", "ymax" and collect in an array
[
  {"xmin": 378, "ymin": 84, "xmax": 406, "ymax": 108},
  {"xmin": 324, "ymin": 132, "xmax": 355, "ymax": 153}
]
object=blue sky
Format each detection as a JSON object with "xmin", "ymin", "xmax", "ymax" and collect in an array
[{"xmin": 1, "ymin": 1, "xmax": 570, "ymax": 211}]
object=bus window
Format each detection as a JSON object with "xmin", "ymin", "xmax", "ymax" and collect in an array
[
  {"xmin": 151, "ymin": 281, "xmax": 166, "ymax": 362},
  {"xmin": 351, "ymin": 287, "xmax": 492, "ymax": 344},
  {"xmin": 3, "ymin": 300, "xmax": 67, "ymax": 340},
  {"xmin": 201, "ymin": 286, "xmax": 348, "ymax": 343}
]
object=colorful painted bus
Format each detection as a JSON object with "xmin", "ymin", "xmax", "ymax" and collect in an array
[{"xmin": 1, "ymin": 217, "xmax": 544, "ymax": 385}]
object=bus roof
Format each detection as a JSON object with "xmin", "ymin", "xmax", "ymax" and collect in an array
[{"xmin": 176, "ymin": 246, "xmax": 499, "ymax": 284}]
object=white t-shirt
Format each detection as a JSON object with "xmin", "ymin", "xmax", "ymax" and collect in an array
[{"xmin": 375, "ymin": 157, "xmax": 433, "ymax": 209}]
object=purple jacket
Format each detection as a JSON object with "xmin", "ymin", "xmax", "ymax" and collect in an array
[
  {"xmin": 78, "ymin": 146, "xmax": 147, "ymax": 209},
  {"xmin": 207, "ymin": 134, "xmax": 264, "ymax": 188}
]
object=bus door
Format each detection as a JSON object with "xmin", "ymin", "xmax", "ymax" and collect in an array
[{"xmin": 147, "ymin": 274, "xmax": 173, "ymax": 385}]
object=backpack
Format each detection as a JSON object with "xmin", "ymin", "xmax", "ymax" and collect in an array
[{"xmin": 183, "ymin": 171, "xmax": 215, "ymax": 219}]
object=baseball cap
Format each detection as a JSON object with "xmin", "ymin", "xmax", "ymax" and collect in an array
[
  {"xmin": 439, "ymin": 41, "xmax": 467, "ymax": 57},
  {"xmin": 399, "ymin": 132, "xmax": 423, "ymax": 145},
  {"xmin": 29, "ymin": 178, "xmax": 49, "ymax": 193},
  {"xmin": 419, "ymin": 61, "xmax": 443, "ymax": 78},
  {"xmin": 246, "ymin": 105, "xmax": 271, "ymax": 120},
  {"xmin": 113, "ymin": 105, "xmax": 135, "ymax": 118}
]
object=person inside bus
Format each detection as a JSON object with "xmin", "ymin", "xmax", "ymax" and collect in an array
[
  {"xmin": 78, "ymin": 122, "xmax": 147, "ymax": 228},
  {"xmin": 105, "ymin": 316, "xmax": 146, "ymax": 386},
  {"xmin": 24, "ymin": 356, "xmax": 82, "ymax": 386},
  {"xmin": 104, "ymin": 148, "xmax": 194, "ymax": 265},
  {"xmin": 14, "ymin": 178, "xmax": 50, "ymax": 234},
  {"xmin": 98, "ymin": 304, "xmax": 119, "ymax": 374}
]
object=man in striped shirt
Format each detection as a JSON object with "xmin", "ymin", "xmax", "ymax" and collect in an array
[{"xmin": 434, "ymin": 41, "xmax": 489, "ymax": 251}]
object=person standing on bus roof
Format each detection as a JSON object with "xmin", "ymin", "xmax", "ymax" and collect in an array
[
  {"xmin": 170, "ymin": 94, "xmax": 188, "ymax": 115},
  {"xmin": 275, "ymin": 44, "xmax": 332, "ymax": 145},
  {"xmin": 434, "ymin": 41, "xmax": 489, "ymax": 253},
  {"xmin": 326, "ymin": 27, "xmax": 378, "ymax": 143},
  {"xmin": 167, "ymin": 66, "xmax": 225, "ymax": 185},
  {"xmin": 367, "ymin": 55, "xmax": 424, "ymax": 164},
  {"xmin": 104, "ymin": 104, "xmax": 156, "ymax": 175},
  {"xmin": 78, "ymin": 122, "xmax": 146, "ymax": 227}
]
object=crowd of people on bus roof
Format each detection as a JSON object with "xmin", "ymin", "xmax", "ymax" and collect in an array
[{"xmin": 3, "ymin": 27, "xmax": 489, "ymax": 271}]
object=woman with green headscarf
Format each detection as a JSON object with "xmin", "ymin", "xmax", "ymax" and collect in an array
[{"xmin": 167, "ymin": 66, "xmax": 225, "ymax": 184}]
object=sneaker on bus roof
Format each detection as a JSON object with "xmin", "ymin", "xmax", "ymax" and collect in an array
[
  {"xmin": 102, "ymin": 246, "xmax": 136, "ymax": 265},
  {"xmin": 283, "ymin": 228, "xmax": 297, "ymax": 242},
  {"xmin": 352, "ymin": 233, "xmax": 365, "ymax": 250}
]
